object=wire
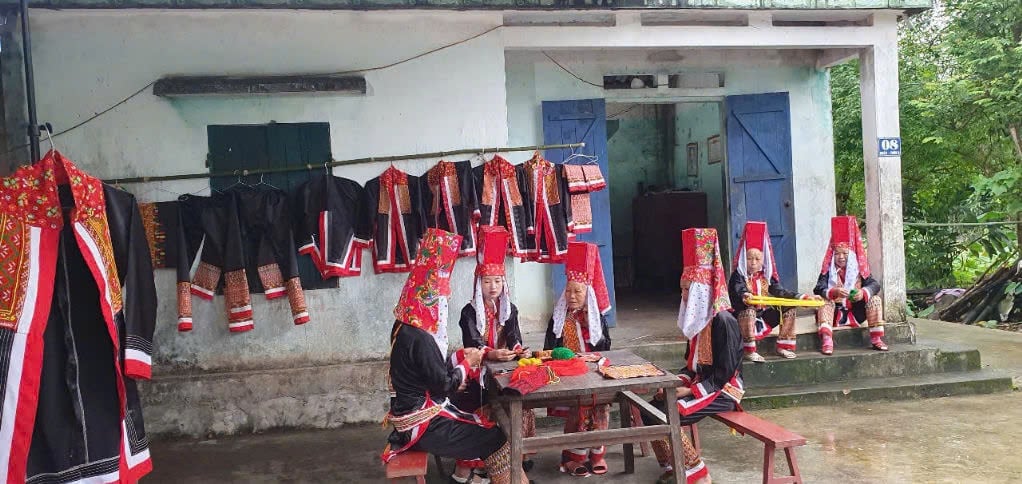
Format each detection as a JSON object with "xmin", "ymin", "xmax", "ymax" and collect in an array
[
  {"xmin": 7, "ymin": 24, "xmax": 504, "ymax": 156},
  {"xmin": 904, "ymin": 221, "xmax": 1021, "ymax": 227},
  {"xmin": 542, "ymin": 51, "xmax": 671, "ymax": 90},
  {"xmin": 607, "ymin": 104, "xmax": 640, "ymax": 119},
  {"xmin": 542, "ymin": 51, "xmax": 605, "ymax": 88}
]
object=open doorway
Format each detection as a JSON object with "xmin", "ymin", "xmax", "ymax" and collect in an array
[{"xmin": 607, "ymin": 101, "xmax": 728, "ymax": 329}]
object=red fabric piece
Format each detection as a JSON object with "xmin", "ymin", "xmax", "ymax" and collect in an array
[
  {"xmin": 546, "ymin": 358, "xmax": 590, "ymax": 376},
  {"xmin": 505, "ymin": 365, "xmax": 550, "ymax": 396}
]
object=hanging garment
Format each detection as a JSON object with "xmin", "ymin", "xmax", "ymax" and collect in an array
[
  {"xmin": 174, "ymin": 193, "xmax": 253, "ymax": 332},
  {"xmin": 472, "ymin": 155, "xmax": 529, "ymax": 259},
  {"xmin": 361, "ymin": 166, "xmax": 427, "ymax": 274},
  {"xmin": 423, "ymin": 160, "xmax": 479, "ymax": 257},
  {"xmin": 562, "ymin": 164, "xmax": 606, "ymax": 235},
  {"xmin": 234, "ymin": 188, "xmax": 309, "ymax": 326},
  {"xmin": 1, "ymin": 151, "xmax": 156, "ymax": 483},
  {"xmin": 293, "ymin": 174, "xmax": 367, "ymax": 279},
  {"xmin": 518, "ymin": 154, "xmax": 572, "ymax": 263},
  {"xmin": 137, "ymin": 200, "xmax": 182, "ymax": 269}
]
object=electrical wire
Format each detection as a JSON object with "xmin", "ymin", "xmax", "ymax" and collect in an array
[{"xmin": 6, "ymin": 24, "xmax": 504, "ymax": 155}]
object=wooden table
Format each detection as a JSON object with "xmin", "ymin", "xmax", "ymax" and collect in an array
[{"xmin": 485, "ymin": 349, "xmax": 686, "ymax": 483}]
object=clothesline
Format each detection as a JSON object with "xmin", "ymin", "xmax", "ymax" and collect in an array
[{"xmin": 103, "ymin": 142, "xmax": 586, "ymax": 185}]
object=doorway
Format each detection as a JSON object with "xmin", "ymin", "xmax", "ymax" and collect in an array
[{"xmin": 606, "ymin": 101, "xmax": 728, "ymax": 330}]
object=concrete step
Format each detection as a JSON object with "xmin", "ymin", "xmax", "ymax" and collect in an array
[
  {"xmin": 625, "ymin": 323, "xmax": 914, "ymax": 372},
  {"xmin": 740, "ymin": 340, "xmax": 980, "ymax": 388},
  {"xmin": 742, "ymin": 369, "xmax": 1014, "ymax": 410}
]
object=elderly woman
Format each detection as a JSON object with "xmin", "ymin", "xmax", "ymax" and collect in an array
[
  {"xmin": 814, "ymin": 216, "xmax": 886, "ymax": 355},
  {"xmin": 543, "ymin": 242, "xmax": 612, "ymax": 478}
]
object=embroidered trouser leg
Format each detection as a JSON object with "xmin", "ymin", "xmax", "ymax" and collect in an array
[
  {"xmin": 775, "ymin": 308, "xmax": 798, "ymax": 352},
  {"xmin": 644, "ymin": 395, "xmax": 735, "ymax": 483},
  {"xmin": 817, "ymin": 301, "xmax": 836, "ymax": 338},
  {"xmin": 737, "ymin": 308, "xmax": 759, "ymax": 354},
  {"xmin": 852, "ymin": 296, "xmax": 884, "ymax": 339},
  {"xmin": 561, "ymin": 404, "xmax": 609, "ymax": 463}
]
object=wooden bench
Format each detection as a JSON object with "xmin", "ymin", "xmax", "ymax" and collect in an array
[
  {"xmin": 697, "ymin": 411, "xmax": 806, "ymax": 484},
  {"xmin": 384, "ymin": 451, "xmax": 428, "ymax": 483}
]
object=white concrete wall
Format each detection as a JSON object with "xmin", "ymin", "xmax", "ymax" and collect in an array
[
  {"xmin": 505, "ymin": 49, "xmax": 836, "ymax": 302},
  {"xmin": 29, "ymin": 10, "xmax": 507, "ymax": 371}
]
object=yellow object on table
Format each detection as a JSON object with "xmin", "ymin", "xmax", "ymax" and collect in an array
[{"xmin": 745, "ymin": 296, "xmax": 825, "ymax": 308}]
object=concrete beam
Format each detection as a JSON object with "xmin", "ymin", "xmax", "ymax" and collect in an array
[
  {"xmin": 152, "ymin": 75, "xmax": 367, "ymax": 97},
  {"xmin": 816, "ymin": 48, "xmax": 860, "ymax": 70},
  {"xmin": 859, "ymin": 27, "xmax": 907, "ymax": 322},
  {"xmin": 504, "ymin": 12, "xmax": 890, "ymax": 50}
]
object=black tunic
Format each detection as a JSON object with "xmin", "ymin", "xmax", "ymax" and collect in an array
[
  {"xmin": 386, "ymin": 322, "xmax": 505, "ymax": 460},
  {"xmin": 293, "ymin": 174, "xmax": 366, "ymax": 278},
  {"xmin": 728, "ymin": 270, "xmax": 800, "ymax": 313},
  {"xmin": 361, "ymin": 171, "xmax": 428, "ymax": 273},
  {"xmin": 459, "ymin": 302, "xmax": 523, "ymax": 351},
  {"xmin": 678, "ymin": 311, "xmax": 744, "ymax": 396},
  {"xmin": 422, "ymin": 160, "xmax": 480, "ymax": 257}
]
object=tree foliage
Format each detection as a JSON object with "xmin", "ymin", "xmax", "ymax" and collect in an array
[{"xmin": 831, "ymin": 0, "xmax": 1022, "ymax": 289}]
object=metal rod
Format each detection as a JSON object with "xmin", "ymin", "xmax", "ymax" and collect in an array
[
  {"xmin": 103, "ymin": 142, "xmax": 586, "ymax": 185},
  {"xmin": 19, "ymin": 0, "xmax": 40, "ymax": 163}
]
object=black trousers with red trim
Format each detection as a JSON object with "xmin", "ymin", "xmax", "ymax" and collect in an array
[
  {"xmin": 391, "ymin": 417, "xmax": 507, "ymax": 461},
  {"xmin": 641, "ymin": 393, "xmax": 737, "ymax": 427}
]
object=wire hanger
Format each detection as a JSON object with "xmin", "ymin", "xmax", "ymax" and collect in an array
[
  {"xmin": 216, "ymin": 170, "xmax": 250, "ymax": 193},
  {"xmin": 42, "ymin": 124, "xmax": 57, "ymax": 154},
  {"xmin": 253, "ymin": 173, "xmax": 280, "ymax": 191},
  {"xmin": 562, "ymin": 145, "xmax": 599, "ymax": 165}
]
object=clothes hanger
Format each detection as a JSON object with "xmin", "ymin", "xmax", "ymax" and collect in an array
[
  {"xmin": 252, "ymin": 173, "xmax": 281, "ymax": 191},
  {"xmin": 560, "ymin": 144, "xmax": 596, "ymax": 165},
  {"xmin": 42, "ymin": 124, "xmax": 58, "ymax": 154},
  {"xmin": 216, "ymin": 170, "xmax": 250, "ymax": 193}
]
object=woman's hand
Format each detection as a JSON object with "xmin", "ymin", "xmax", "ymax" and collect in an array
[
  {"xmin": 675, "ymin": 386, "xmax": 693, "ymax": 399},
  {"xmin": 487, "ymin": 348, "xmax": 516, "ymax": 362}
]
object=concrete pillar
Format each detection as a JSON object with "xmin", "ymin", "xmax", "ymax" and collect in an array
[{"xmin": 859, "ymin": 26, "xmax": 906, "ymax": 322}]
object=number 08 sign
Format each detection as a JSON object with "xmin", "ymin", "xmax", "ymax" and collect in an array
[{"xmin": 878, "ymin": 137, "xmax": 901, "ymax": 157}]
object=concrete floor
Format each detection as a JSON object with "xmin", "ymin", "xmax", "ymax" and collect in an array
[
  {"xmin": 147, "ymin": 392, "xmax": 1022, "ymax": 483},
  {"xmin": 145, "ymin": 317, "xmax": 1022, "ymax": 483}
]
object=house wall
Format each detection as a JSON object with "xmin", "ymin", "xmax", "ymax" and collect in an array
[
  {"xmin": 24, "ymin": 9, "xmax": 845, "ymax": 436},
  {"xmin": 29, "ymin": 10, "xmax": 508, "ymax": 372}
]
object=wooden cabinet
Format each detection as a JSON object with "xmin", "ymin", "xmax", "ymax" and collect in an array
[{"xmin": 632, "ymin": 191, "xmax": 708, "ymax": 290}]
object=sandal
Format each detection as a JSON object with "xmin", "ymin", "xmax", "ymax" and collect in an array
[
  {"xmin": 744, "ymin": 352, "xmax": 766, "ymax": 363},
  {"xmin": 655, "ymin": 469, "xmax": 676, "ymax": 484},
  {"xmin": 559, "ymin": 460, "xmax": 591, "ymax": 478},
  {"xmin": 871, "ymin": 341, "xmax": 889, "ymax": 351},
  {"xmin": 589, "ymin": 454, "xmax": 608, "ymax": 475},
  {"xmin": 821, "ymin": 336, "xmax": 834, "ymax": 356},
  {"xmin": 777, "ymin": 349, "xmax": 797, "ymax": 359}
]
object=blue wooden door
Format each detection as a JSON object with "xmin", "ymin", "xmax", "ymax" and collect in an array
[
  {"xmin": 726, "ymin": 93, "xmax": 798, "ymax": 290},
  {"xmin": 542, "ymin": 99, "xmax": 616, "ymax": 326}
]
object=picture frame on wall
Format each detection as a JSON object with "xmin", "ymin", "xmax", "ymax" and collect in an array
[
  {"xmin": 707, "ymin": 135, "xmax": 723, "ymax": 164},
  {"xmin": 686, "ymin": 142, "xmax": 699, "ymax": 177}
]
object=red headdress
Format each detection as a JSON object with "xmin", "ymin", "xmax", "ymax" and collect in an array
[
  {"xmin": 733, "ymin": 221, "xmax": 779, "ymax": 283},
  {"xmin": 394, "ymin": 228, "xmax": 463, "ymax": 352},
  {"xmin": 820, "ymin": 216, "xmax": 870, "ymax": 289},
  {"xmin": 471, "ymin": 226, "xmax": 512, "ymax": 341},
  {"xmin": 552, "ymin": 242, "xmax": 611, "ymax": 347},
  {"xmin": 678, "ymin": 228, "xmax": 731, "ymax": 370}
]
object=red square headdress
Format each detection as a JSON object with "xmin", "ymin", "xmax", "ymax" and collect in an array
[
  {"xmin": 678, "ymin": 228, "xmax": 731, "ymax": 370},
  {"xmin": 733, "ymin": 221, "xmax": 779, "ymax": 283},
  {"xmin": 394, "ymin": 228, "xmax": 463, "ymax": 352},
  {"xmin": 471, "ymin": 226, "xmax": 513, "ymax": 343},
  {"xmin": 551, "ymin": 242, "xmax": 611, "ymax": 347},
  {"xmin": 820, "ymin": 216, "xmax": 870, "ymax": 289}
]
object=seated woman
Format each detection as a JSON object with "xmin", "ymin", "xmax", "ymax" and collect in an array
[
  {"xmin": 382, "ymin": 228, "xmax": 531, "ymax": 484},
  {"xmin": 453, "ymin": 227, "xmax": 535, "ymax": 483},
  {"xmin": 543, "ymin": 242, "xmax": 612, "ymax": 478},
  {"xmin": 643, "ymin": 228, "xmax": 744, "ymax": 484}
]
